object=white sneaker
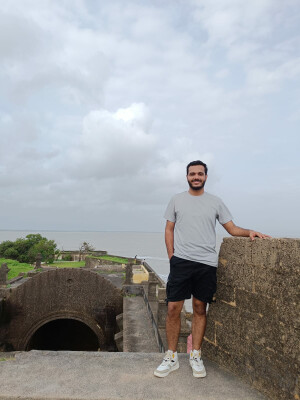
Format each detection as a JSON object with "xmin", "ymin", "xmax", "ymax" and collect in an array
[
  {"xmin": 189, "ymin": 349, "xmax": 206, "ymax": 378},
  {"xmin": 154, "ymin": 350, "xmax": 179, "ymax": 377}
]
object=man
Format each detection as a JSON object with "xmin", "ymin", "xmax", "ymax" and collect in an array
[{"xmin": 154, "ymin": 160, "xmax": 270, "ymax": 378}]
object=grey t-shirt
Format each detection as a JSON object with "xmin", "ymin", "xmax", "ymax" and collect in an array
[{"xmin": 164, "ymin": 191, "xmax": 233, "ymax": 267}]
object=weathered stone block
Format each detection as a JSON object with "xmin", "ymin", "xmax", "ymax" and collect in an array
[
  {"xmin": 147, "ymin": 273, "xmax": 157, "ymax": 302},
  {"xmin": 114, "ymin": 331, "xmax": 123, "ymax": 352},
  {"xmin": 235, "ymin": 288, "xmax": 278, "ymax": 316},
  {"xmin": 217, "ymin": 261, "xmax": 254, "ymax": 292},
  {"xmin": 202, "ymin": 338, "xmax": 218, "ymax": 358},
  {"xmin": 116, "ymin": 313, "xmax": 123, "ymax": 331},
  {"xmin": 247, "ymin": 343, "xmax": 297, "ymax": 400},
  {"xmin": 251, "ymin": 239, "xmax": 280, "ymax": 268},
  {"xmin": 219, "ymin": 237, "xmax": 252, "ymax": 264},
  {"xmin": 203, "ymin": 316, "xmax": 216, "ymax": 344},
  {"xmin": 157, "ymin": 288, "xmax": 167, "ymax": 329},
  {"xmin": 157, "ymin": 287, "xmax": 166, "ymax": 302},
  {"xmin": 206, "ymin": 237, "xmax": 300, "ymax": 400},
  {"xmin": 253, "ymin": 264, "xmax": 299, "ymax": 302},
  {"xmin": 207, "ymin": 345, "xmax": 249, "ymax": 380},
  {"xmin": 124, "ymin": 264, "xmax": 133, "ymax": 284},
  {"xmin": 177, "ymin": 337, "xmax": 188, "ymax": 353},
  {"xmin": 215, "ymin": 282, "xmax": 235, "ymax": 305},
  {"xmin": 157, "ymin": 307, "xmax": 167, "ymax": 329},
  {"xmin": 0, "ymin": 263, "xmax": 10, "ymax": 286},
  {"xmin": 279, "ymin": 300, "xmax": 300, "ymax": 329},
  {"xmin": 214, "ymin": 316, "xmax": 244, "ymax": 354},
  {"xmin": 276, "ymin": 239, "xmax": 300, "ymax": 267}
]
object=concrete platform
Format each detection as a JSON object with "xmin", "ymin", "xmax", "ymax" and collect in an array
[
  {"xmin": 0, "ymin": 351, "xmax": 266, "ymax": 400},
  {"xmin": 123, "ymin": 296, "xmax": 159, "ymax": 352}
]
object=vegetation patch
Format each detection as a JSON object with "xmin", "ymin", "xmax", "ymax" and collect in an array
[
  {"xmin": 0, "ymin": 258, "xmax": 33, "ymax": 281},
  {"xmin": 0, "ymin": 234, "xmax": 59, "ymax": 264},
  {"xmin": 98, "ymin": 255, "xmax": 129, "ymax": 264},
  {"xmin": 51, "ymin": 261, "xmax": 85, "ymax": 268}
]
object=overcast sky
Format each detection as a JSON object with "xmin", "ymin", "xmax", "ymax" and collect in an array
[{"xmin": 0, "ymin": 0, "xmax": 299, "ymax": 237}]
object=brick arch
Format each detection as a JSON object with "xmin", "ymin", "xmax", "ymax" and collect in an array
[
  {"xmin": 21, "ymin": 311, "xmax": 106, "ymax": 350},
  {"xmin": 4, "ymin": 268, "xmax": 123, "ymax": 351}
]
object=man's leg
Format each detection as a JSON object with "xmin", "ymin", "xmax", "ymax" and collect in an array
[
  {"xmin": 189, "ymin": 297, "xmax": 207, "ymax": 377},
  {"xmin": 191, "ymin": 297, "xmax": 207, "ymax": 350},
  {"xmin": 166, "ymin": 300, "xmax": 184, "ymax": 351},
  {"xmin": 154, "ymin": 300, "xmax": 184, "ymax": 377}
]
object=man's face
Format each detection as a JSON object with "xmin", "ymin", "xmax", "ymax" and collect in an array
[{"xmin": 187, "ymin": 165, "xmax": 207, "ymax": 191}]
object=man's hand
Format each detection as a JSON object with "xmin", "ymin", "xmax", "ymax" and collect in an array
[
  {"xmin": 249, "ymin": 230, "xmax": 272, "ymax": 241},
  {"xmin": 223, "ymin": 221, "xmax": 271, "ymax": 240}
]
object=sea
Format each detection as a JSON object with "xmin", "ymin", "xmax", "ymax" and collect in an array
[{"xmin": 0, "ymin": 230, "xmax": 225, "ymax": 311}]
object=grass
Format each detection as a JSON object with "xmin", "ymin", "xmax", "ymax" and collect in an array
[
  {"xmin": 97, "ymin": 255, "xmax": 129, "ymax": 264},
  {"xmin": 0, "ymin": 258, "xmax": 33, "ymax": 280},
  {"xmin": 1, "ymin": 255, "xmax": 127, "ymax": 281},
  {"xmin": 50, "ymin": 261, "xmax": 85, "ymax": 268},
  {"xmin": 0, "ymin": 258, "xmax": 86, "ymax": 281}
]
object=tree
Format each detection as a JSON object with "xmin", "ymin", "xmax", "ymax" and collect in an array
[
  {"xmin": 78, "ymin": 241, "xmax": 95, "ymax": 261},
  {"xmin": 27, "ymin": 239, "xmax": 60, "ymax": 263},
  {"xmin": 3, "ymin": 247, "xmax": 19, "ymax": 259},
  {"xmin": 0, "ymin": 240, "xmax": 15, "ymax": 256},
  {"xmin": 0, "ymin": 234, "xmax": 60, "ymax": 264}
]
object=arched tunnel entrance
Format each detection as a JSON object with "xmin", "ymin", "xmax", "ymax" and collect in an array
[{"xmin": 27, "ymin": 319, "xmax": 100, "ymax": 351}]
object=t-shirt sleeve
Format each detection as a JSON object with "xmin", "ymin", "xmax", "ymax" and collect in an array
[
  {"xmin": 217, "ymin": 199, "xmax": 233, "ymax": 225},
  {"xmin": 164, "ymin": 196, "xmax": 176, "ymax": 222}
]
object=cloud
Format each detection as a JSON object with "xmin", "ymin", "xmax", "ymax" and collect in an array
[
  {"xmin": 0, "ymin": 0, "xmax": 299, "ymax": 234},
  {"xmin": 66, "ymin": 103, "xmax": 157, "ymax": 180},
  {"xmin": 192, "ymin": 0, "xmax": 273, "ymax": 47}
]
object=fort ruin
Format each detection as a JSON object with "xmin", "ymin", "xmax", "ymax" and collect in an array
[{"xmin": 0, "ymin": 238, "xmax": 299, "ymax": 400}]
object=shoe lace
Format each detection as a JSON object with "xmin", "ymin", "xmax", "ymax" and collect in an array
[
  {"xmin": 192, "ymin": 351, "xmax": 202, "ymax": 364},
  {"xmin": 162, "ymin": 351, "xmax": 173, "ymax": 364}
]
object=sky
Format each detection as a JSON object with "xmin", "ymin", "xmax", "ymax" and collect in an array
[{"xmin": 0, "ymin": 0, "xmax": 299, "ymax": 237}]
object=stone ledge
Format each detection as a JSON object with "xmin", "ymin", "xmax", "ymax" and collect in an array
[{"xmin": 0, "ymin": 351, "xmax": 266, "ymax": 400}]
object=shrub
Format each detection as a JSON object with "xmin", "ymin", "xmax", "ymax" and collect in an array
[
  {"xmin": 0, "ymin": 234, "xmax": 59, "ymax": 264},
  {"xmin": 62, "ymin": 253, "xmax": 73, "ymax": 261},
  {"xmin": 3, "ymin": 247, "xmax": 19, "ymax": 259}
]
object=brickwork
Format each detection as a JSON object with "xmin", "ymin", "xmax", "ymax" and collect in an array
[
  {"xmin": 0, "ymin": 269, "xmax": 123, "ymax": 351},
  {"xmin": 203, "ymin": 237, "xmax": 300, "ymax": 400}
]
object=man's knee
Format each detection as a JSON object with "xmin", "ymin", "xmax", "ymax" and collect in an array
[
  {"xmin": 167, "ymin": 301, "xmax": 183, "ymax": 319},
  {"xmin": 193, "ymin": 299, "xmax": 207, "ymax": 316}
]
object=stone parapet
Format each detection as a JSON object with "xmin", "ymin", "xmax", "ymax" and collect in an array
[
  {"xmin": 0, "ymin": 269, "xmax": 123, "ymax": 352},
  {"xmin": 203, "ymin": 237, "xmax": 300, "ymax": 400}
]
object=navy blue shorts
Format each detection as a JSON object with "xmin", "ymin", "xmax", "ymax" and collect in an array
[{"xmin": 166, "ymin": 255, "xmax": 217, "ymax": 304}]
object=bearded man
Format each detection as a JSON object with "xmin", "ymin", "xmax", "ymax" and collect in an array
[{"xmin": 154, "ymin": 160, "xmax": 270, "ymax": 378}]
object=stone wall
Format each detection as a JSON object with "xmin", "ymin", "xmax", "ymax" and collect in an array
[
  {"xmin": 85, "ymin": 257, "xmax": 124, "ymax": 271},
  {"xmin": 203, "ymin": 237, "xmax": 299, "ymax": 400},
  {"xmin": 0, "ymin": 269, "xmax": 123, "ymax": 351}
]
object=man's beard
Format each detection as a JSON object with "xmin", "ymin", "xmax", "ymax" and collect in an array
[{"xmin": 188, "ymin": 180, "xmax": 206, "ymax": 191}]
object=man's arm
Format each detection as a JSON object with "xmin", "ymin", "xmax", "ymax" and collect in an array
[
  {"xmin": 222, "ymin": 220, "xmax": 271, "ymax": 241},
  {"xmin": 165, "ymin": 220, "xmax": 175, "ymax": 259}
]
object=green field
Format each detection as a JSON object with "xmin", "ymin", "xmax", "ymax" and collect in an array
[
  {"xmin": 51, "ymin": 261, "xmax": 85, "ymax": 268},
  {"xmin": 0, "ymin": 258, "xmax": 33, "ymax": 280},
  {"xmin": 1, "ymin": 255, "xmax": 128, "ymax": 282},
  {"xmin": 98, "ymin": 255, "xmax": 128, "ymax": 264},
  {"xmin": 0, "ymin": 259, "xmax": 85, "ymax": 281}
]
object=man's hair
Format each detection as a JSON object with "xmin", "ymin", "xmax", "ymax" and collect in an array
[{"xmin": 186, "ymin": 160, "xmax": 208, "ymax": 175}]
